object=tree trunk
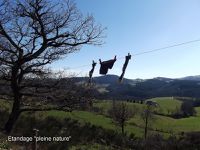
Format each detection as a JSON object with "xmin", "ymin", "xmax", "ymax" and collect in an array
[
  {"xmin": 4, "ymin": 67, "xmax": 22, "ymax": 134},
  {"xmin": 121, "ymin": 124, "xmax": 124, "ymax": 134},
  {"xmin": 144, "ymin": 115, "xmax": 148, "ymax": 139},
  {"xmin": 4, "ymin": 99, "xmax": 21, "ymax": 134}
]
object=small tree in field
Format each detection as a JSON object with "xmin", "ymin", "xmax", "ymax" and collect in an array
[
  {"xmin": 141, "ymin": 104, "xmax": 155, "ymax": 139},
  {"xmin": 0, "ymin": 0, "xmax": 104, "ymax": 133},
  {"xmin": 108, "ymin": 101, "xmax": 135, "ymax": 134}
]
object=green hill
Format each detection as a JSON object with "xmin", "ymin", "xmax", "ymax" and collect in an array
[{"xmin": 1, "ymin": 97, "xmax": 200, "ymax": 138}]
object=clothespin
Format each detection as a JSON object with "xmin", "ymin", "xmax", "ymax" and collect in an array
[
  {"xmin": 92, "ymin": 60, "xmax": 97, "ymax": 67},
  {"xmin": 127, "ymin": 53, "xmax": 131, "ymax": 59}
]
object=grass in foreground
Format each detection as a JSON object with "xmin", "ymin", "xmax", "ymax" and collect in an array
[{"xmin": 1, "ymin": 97, "xmax": 200, "ymax": 138}]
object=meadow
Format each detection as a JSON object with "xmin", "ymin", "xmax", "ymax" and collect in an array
[
  {"xmin": 1, "ymin": 97, "xmax": 200, "ymax": 149},
  {"xmin": 34, "ymin": 97, "xmax": 200, "ymax": 137}
]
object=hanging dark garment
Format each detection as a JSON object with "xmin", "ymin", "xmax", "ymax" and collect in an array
[
  {"xmin": 119, "ymin": 53, "xmax": 131, "ymax": 82},
  {"xmin": 99, "ymin": 56, "xmax": 116, "ymax": 75},
  {"xmin": 88, "ymin": 60, "xmax": 97, "ymax": 84}
]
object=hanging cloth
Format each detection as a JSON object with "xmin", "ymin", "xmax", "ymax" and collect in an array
[
  {"xmin": 88, "ymin": 60, "xmax": 97, "ymax": 84},
  {"xmin": 99, "ymin": 56, "xmax": 117, "ymax": 75},
  {"xmin": 119, "ymin": 53, "xmax": 131, "ymax": 82}
]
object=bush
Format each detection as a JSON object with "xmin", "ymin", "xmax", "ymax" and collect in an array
[{"xmin": 180, "ymin": 101, "xmax": 196, "ymax": 117}]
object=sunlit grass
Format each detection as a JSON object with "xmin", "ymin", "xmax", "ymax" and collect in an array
[{"xmin": 1, "ymin": 97, "xmax": 200, "ymax": 138}]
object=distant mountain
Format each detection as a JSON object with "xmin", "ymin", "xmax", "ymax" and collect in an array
[
  {"xmin": 153, "ymin": 77, "xmax": 174, "ymax": 81},
  {"xmin": 93, "ymin": 75, "xmax": 136, "ymax": 85},
  {"xmin": 74, "ymin": 74, "xmax": 200, "ymax": 100},
  {"xmin": 73, "ymin": 75, "xmax": 137, "ymax": 85},
  {"xmin": 179, "ymin": 75, "xmax": 200, "ymax": 81}
]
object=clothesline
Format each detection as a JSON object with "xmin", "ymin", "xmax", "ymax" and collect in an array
[{"xmin": 68, "ymin": 38, "xmax": 200, "ymax": 70}]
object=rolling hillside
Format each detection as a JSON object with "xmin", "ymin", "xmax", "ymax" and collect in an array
[
  {"xmin": 1, "ymin": 97, "xmax": 200, "ymax": 149},
  {"xmin": 76, "ymin": 75, "xmax": 200, "ymax": 100},
  {"xmin": 1, "ymin": 97, "xmax": 200, "ymax": 137}
]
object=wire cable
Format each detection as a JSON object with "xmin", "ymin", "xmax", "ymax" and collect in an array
[
  {"xmin": 68, "ymin": 38, "xmax": 200, "ymax": 69},
  {"xmin": 133, "ymin": 39, "xmax": 200, "ymax": 56}
]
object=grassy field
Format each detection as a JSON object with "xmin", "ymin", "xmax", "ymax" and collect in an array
[
  {"xmin": 147, "ymin": 97, "xmax": 182, "ymax": 115},
  {"xmin": 1, "ymin": 97, "xmax": 200, "ymax": 138},
  {"xmin": 36, "ymin": 97, "xmax": 200, "ymax": 138},
  {"xmin": 94, "ymin": 98, "xmax": 200, "ymax": 134}
]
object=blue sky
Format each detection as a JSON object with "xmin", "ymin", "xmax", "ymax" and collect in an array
[{"xmin": 52, "ymin": 0, "xmax": 200, "ymax": 79}]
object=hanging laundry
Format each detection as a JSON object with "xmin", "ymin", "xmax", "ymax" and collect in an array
[
  {"xmin": 119, "ymin": 53, "xmax": 131, "ymax": 82},
  {"xmin": 88, "ymin": 60, "xmax": 97, "ymax": 84},
  {"xmin": 99, "ymin": 56, "xmax": 117, "ymax": 75}
]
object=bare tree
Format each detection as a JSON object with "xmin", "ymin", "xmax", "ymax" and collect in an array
[
  {"xmin": 0, "ymin": 0, "xmax": 104, "ymax": 133},
  {"xmin": 108, "ymin": 101, "xmax": 135, "ymax": 134},
  {"xmin": 141, "ymin": 104, "xmax": 155, "ymax": 139}
]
